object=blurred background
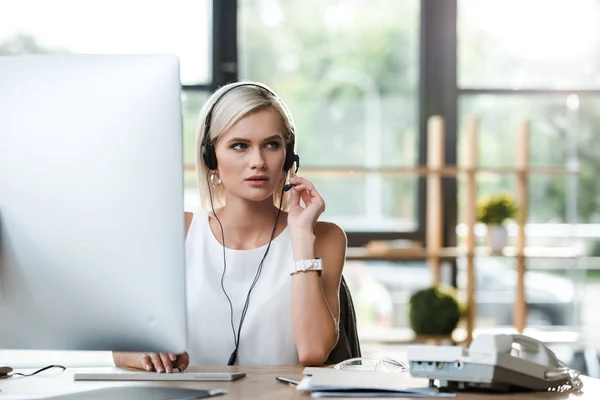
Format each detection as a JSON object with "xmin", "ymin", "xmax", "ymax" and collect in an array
[{"xmin": 2, "ymin": 0, "xmax": 600, "ymax": 372}]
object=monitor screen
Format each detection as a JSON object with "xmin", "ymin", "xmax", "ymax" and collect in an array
[{"xmin": 0, "ymin": 54, "xmax": 187, "ymax": 353}]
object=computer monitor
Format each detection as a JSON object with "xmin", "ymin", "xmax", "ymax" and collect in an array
[{"xmin": 0, "ymin": 54, "xmax": 187, "ymax": 354}]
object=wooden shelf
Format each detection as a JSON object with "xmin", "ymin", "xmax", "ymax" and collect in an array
[
  {"xmin": 358, "ymin": 326, "xmax": 580, "ymax": 346},
  {"xmin": 345, "ymin": 245, "xmax": 580, "ymax": 261},
  {"xmin": 485, "ymin": 246, "xmax": 580, "ymax": 258},
  {"xmin": 345, "ymin": 246, "xmax": 455, "ymax": 261},
  {"xmin": 183, "ymin": 164, "xmax": 580, "ymax": 175},
  {"xmin": 390, "ymin": 116, "xmax": 580, "ymax": 343}
]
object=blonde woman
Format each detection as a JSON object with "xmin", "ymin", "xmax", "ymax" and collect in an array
[{"xmin": 113, "ymin": 82, "xmax": 346, "ymax": 372}]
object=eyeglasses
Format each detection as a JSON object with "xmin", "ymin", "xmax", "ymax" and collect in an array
[{"xmin": 334, "ymin": 357, "xmax": 409, "ymax": 372}]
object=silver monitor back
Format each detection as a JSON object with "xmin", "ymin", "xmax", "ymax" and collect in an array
[{"xmin": 0, "ymin": 54, "xmax": 187, "ymax": 353}]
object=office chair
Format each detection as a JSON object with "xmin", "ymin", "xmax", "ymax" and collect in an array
[{"xmin": 326, "ymin": 275, "xmax": 362, "ymax": 364}]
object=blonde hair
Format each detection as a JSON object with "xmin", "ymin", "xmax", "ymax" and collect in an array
[{"xmin": 194, "ymin": 81, "xmax": 296, "ymax": 212}]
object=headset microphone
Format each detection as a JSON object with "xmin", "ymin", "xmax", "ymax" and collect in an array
[{"xmin": 283, "ymin": 183, "xmax": 294, "ymax": 192}]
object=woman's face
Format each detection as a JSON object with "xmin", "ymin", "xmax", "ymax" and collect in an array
[{"xmin": 214, "ymin": 107, "xmax": 287, "ymax": 202}]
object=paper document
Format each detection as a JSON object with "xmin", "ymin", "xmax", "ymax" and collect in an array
[{"xmin": 299, "ymin": 368, "xmax": 455, "ymax": 398}]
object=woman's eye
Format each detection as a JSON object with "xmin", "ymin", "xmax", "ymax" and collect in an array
[
  {"xmin": 266, "ymin": 141, "xmax": 281, "ymax": 149},
  {"xmin": 231, "ymin": 143, "xmax": 247, "ymax": 150}
]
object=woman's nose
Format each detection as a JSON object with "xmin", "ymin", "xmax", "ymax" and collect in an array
[{"xmin": 249, "ymin": 148, "xmax": 266, "ymax": 169}]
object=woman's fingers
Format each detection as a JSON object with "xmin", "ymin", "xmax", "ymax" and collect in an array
[
  {"xmin": 141, "ymin": 353, "xmax": 153, "ymax": 371},
  {"xmin": 289, "ymin": 181, "xmax": 302, "ymax": 207},
  {"xmin": 292, "ymin": 183, "xmax": 324, "ymax": 210},
  {"xmin": 176, "ymin": 352, "xmax": 190, "ymax": 372},
  {"xmin": 148, "ymin": 353, "xmax": 166, "ymax": 373},
  {"xmin": 298, "ymin": 187, "xmax": 313, "ymax": 207},
  {"xmin": 288, "ymin": 176, "xmax": 314, "ymax": 191},
  {"xmin": 141, "ymin": 353, "xmax": 186, "ymax": 373},
  {"xmin": 160, "ymin": 353, "xmax": 174, "ymax": 373}
]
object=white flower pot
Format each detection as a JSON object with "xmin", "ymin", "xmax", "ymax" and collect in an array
[{"xmin": 486, "ymin": 224, "xmax": 508, "ymax": 254}]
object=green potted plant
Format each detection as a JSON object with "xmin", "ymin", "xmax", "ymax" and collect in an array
[
  {"xmin": 477, "ymin": 194, "xmax": 518, "ymax": 253},
  {"xmin": 409, "ymin": 286, "xmax": 462, "ymax": 337}
]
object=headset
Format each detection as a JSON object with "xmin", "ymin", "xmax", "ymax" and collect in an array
[{"xmin": 201, "ymin": 82, "xmax": 299, "ymax": 365}]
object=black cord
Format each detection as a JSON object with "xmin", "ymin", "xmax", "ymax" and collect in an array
[
  {"xmin": 0, "ymin": 364, "xmax": 66, "ymax": 379},
  {"xmin": 232, "ymin": 187, "xmax": 284, "ymax": 358},
  {"xmin": 207, "ymin": 170, "xmax": 238, "ymax": 350},
  {"xmin": 206, "ymin": 170, "xmax": 285, "ymax": 366}
]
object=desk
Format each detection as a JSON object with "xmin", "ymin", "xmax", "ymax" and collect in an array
[{"xmin": 1, "ymin": 365, "xmax": 598, "ymax": 399}]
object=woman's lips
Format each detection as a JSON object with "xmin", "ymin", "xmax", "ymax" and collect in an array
[{"xmin": 245, "ymin": 178, "xmax": 269, "ymax": 187}]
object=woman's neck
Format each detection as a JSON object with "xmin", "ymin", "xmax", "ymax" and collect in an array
[{"xmin": 212, "ymin": 196, "xmax": 284, "ymax": 249}]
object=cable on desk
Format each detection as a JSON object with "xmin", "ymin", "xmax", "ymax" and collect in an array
[{"xmin": 0, "ymin": 364, "xmax": 66, "ymax": 379}]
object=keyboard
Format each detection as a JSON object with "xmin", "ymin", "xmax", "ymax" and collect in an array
[{"xmin": 73, "ymin": 371, "xmax": 246, "ymax": 382}]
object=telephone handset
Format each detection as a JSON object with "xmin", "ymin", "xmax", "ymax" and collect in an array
[
  {"xmin": 407, "ymin": 333, "xmax": 583, "ymax": 392},
  {"xmin": 510, "ymin": 334, "xmax": 564, "ymax": 368},
  {"xmin": 471, "ymin": 334, "xmax": 582, "ymax": 389}
]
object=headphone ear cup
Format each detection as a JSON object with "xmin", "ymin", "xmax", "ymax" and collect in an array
[
  {"xmin": 283, "ymin": 142, "xmax": 294, "ymax": 172},
  {"xmin": 201, "ymin": 144, "xmax": 217, "ymax": 170}
]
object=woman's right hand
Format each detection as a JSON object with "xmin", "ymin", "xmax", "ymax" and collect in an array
[{"xmin": 141, "ymin": 352, "xmax": 189, "ymax": 373}]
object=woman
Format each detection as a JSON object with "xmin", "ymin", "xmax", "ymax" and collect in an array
[{"xmin": 113, "ymin": 82, "xmax": 346, "ymax": 372}]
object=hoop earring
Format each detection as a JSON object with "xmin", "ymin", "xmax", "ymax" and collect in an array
[{"xmin": 209, "ymin": 171, "xmax": 222, "ymax": 187}]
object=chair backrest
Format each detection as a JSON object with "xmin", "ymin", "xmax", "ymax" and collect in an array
[{"xmin": 326, "ymin": 275, "xmax": 362, "ymax": 364}]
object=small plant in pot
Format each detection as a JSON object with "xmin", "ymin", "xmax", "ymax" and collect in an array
[
  {"xmin": 477, "ymin": 194, "xmax": 517, "ymax": 254},
  {"xmin": 409, "ymin": 286, "xmax": 462, "ymax": 338}
]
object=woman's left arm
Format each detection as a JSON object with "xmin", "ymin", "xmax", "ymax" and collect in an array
[{"xmin": 286, "ymin": 174, "xmax": 346, "ymax": 366}]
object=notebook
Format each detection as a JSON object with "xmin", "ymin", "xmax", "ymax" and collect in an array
[{"xmin": 298, "ymin": 367, "xmax": 455, "ymax": 398}]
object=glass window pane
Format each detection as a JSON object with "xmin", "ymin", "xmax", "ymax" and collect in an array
[
  {"xmin": 302, "ymin": 173, "xmax": 418, "ymax": 231},
  {"xmin": 459, "ymin": 0, "xmax": 600, "ymax": 89},
  {"xmin": 457, "ymin": 95, "xmax": 595, "ymax": 333},
  {"xmin": 0, "ymin": 0, "xmax": 211, "ymax": 85},
  {"xmin": 239, "ymin": 0, "xmax": 420, "ymax": 232},
  {"xmin": 459, "ymin": 95, "xmax": 572, "ymax": 169},
  {"xmin": 345, "ymin": 260, "xmax": 454, "ymax": 331},
  {"xmin": 182, "ymin": 90, "xmax": 209, "ymax": 211},
  {"xmin": 457, "ymin": 257, "xmax": 581, "ymax": 329},
  {"xmin": 458, "ymin": 173, "xmax": 575, "ymax": 224},
  {"xmin": 458, "ymin": 95, "xmax": 600, "ymax": 224},
  {"xmin": 240, "ymin": 0, "xmax": 419, "ymax": 167},
  {"xmin": 182, "ymin": 91, "xmax": 209, "ymax": 165}
]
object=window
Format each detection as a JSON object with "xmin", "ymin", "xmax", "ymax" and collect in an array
[
  {"xmin": 459, "ymin": 0, "xmax": 600, "ymax": 89},
  {"xmin": 457, "ymin": 0, "xmax": 600, "ymax": 331},
  {"xmin": 238, "ymin": 0, "xmax": 421, "ymax": 237},
  {"xmin": 0, "ymin": 0, "xmax": 212, "ymax": 85},
  {"xmin": 458, "ymin": 95, "xmax": 600, "ymax": 224},
  {"xmin": 182, "ymin": 91, "xmax": 210, "ymax": 211},
  {"xmin": 458, "ymin": 0, "xmax": 600, "ymax": 226}
]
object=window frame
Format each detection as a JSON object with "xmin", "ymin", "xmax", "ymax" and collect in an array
[
  {"xmin": 171, "ymin": 1, "xmax": 600, "ymax": 250},
  {"xmin": 202, "ymin": 0, "xmax": 459, "ymax": 249}
]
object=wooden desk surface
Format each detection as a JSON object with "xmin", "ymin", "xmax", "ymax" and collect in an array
[{"xmin": 0, "ymin": 365, "xmax": 597, "ymax": 399}]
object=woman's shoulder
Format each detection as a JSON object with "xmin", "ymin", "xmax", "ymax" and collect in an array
[
  {"xmin": 185, "ymin": 209, "xmax": 209, "ymax": 237},
  {"xmin": 313, "ymin": 221, "xmax": 347, "ymax": 278},
  {"xmin": 185, "ymin": 212, "xmax": 194, "ymax": 236},
  {"xmin": 314, "ymin": 221, "xmax": 347, "ymax": 242},
  {"xmin": 314, "ymin": 221, "xmax": 347, "ymax": 253}
]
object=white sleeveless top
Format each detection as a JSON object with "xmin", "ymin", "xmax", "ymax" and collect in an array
[{"xmin": 185, "ymin": 211, "xmax": 299, "ymax": 366}]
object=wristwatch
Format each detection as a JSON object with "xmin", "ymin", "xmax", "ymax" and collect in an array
[{"xmin": 290, "ymin": 258, "xmax": 323, "ymax": 276}]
